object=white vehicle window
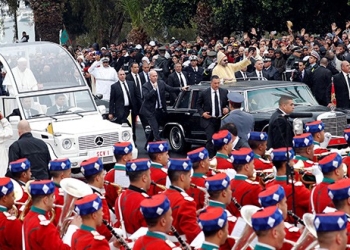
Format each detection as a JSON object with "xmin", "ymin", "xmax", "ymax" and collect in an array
[{"xmin": 247, "ymin": 85, "xmax": 318, "ymax": 112}]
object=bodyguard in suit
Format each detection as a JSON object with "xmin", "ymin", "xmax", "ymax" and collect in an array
[
  {"xmin": 247, "ymin": 59, "xmax": 268, "ymax": 80},
  {"xmin": 291, "ymin": 61, "xmax": 309, "ymax": 83},
  {"xmin": 183, "ymin": 55, "xmax": 204, "ymax": 85},
  {"xmin": 139, "ymin": 62, "xmax": 150, "ymax": 85},
  {"xmin": 7, "ymin": 97, "xmax": 39, "ymax": 120},
  {"xmin": 108, "ymin": 69, "xmax": 142, "ymax": 129},
  {"xmin": 197, "ymin": 75, "xmax": 229, "ymax": 157},
  {"xmin": 267, "ymin": 95, "xmax": 295, "ymax": 149},
  {"xmin": 46, "ymin": 94, "xmax": 68, "ymax": 115},
  {"xmin": 311, "ymin": 58, "xmax": 332, "ymax": 106},
  {"xmin": 167, "ymin": 63, "xmax": 189, "ymax": 105},
  {"xmin": 140, "ymin": 70, "xmax": 188, "ymax": 146},
  {"xmin": 327, "ymin": 60, "xmax": 350, "ymax": 109},
  {"xmin": 221, "ymin": 92, "xmax": 254, "ymax": 141},
  {"xmin": 234, "ymin": 67, "xmax": 249, "ymax": 81}
]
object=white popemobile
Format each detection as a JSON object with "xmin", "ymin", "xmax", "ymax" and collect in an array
[{"xmin": 0, "ymin": 42, "xmax": 137, "ymax": 172}]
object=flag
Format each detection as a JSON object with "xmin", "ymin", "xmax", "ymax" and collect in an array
[
  {"xmin": 331, "ymin": 80, "xmax": 336, "ymax": 106},
  {"xmin": 60, "ymin": 29, "xmax": 69, "ymax": 45}
]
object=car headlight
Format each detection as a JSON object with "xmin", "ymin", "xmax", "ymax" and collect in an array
[
  {"xmin": 62, "ymin": 139, "xmax": 72, "ymax": 149},
  {"xmin": 121, "ymin": 131, "xmax": 131, "ymax": 141}
]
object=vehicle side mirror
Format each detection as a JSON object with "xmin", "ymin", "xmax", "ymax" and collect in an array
[
  {"xmin": 97, "ymin": 105, "xmax": 106, "ymax": 114},
  {"xmin": 95, "ymin": 94, "xmax": 103, "ymax": 100}
]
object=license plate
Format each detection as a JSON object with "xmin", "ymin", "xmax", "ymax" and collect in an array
[{"xmin": 89, "ymin": 149, "xmax": 113, "ymax": 157}]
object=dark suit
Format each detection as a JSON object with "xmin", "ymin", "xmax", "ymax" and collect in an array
[
  {"xmin": 234, "ymin": 138, "xmax": 250, "ymax": 150},
  {"xmin": 263, "ymin": 66, "xmax": 280, "ymax": 80},
  {"xmin": 46, "ymin": 105, "xmax": 69, "ymax": 115},
  {"xmin": 196, "ymin": 87, "xmax": 228, "ymax": 157},
  {"xmin": 140, "ymin": 80, "xmax": 181, "ymax": 143},
  {"xmin": 7, "ymin": 108, "xmax": 39, "ymax": 120},
  {"xmin": 267, "ymin": 109, "xmax": 293, "ymax": 149},
  {"xmin": 183, "ymin": 66, "xmax": 203, "ymax": 85},
  {"xmin": 139, "ymin": 71, "xmax": 149, "ymax": 85},
  {"xmin": 292, "ymin": 70, "xmax": 309, "ymax": 83},
  {"xmin": 247, "ymin": 70, "xmax": 269, "ymax": 80},
  {"xmin": 311, "ymin": 66, "xmax": 332, "ymax": 106},
  {"xmin": 327, "ymin": 72, "xmax": 350, "ymax": 109},
  {"xmin": 235, "ymin": 71, "xmax": 248, "ymax": 81},
  {"xmin": 109, "ymin": 80, "xmax": 142, "ymax": 126},
  {"xmin": 167, "ymin": 71, "xmax": 189, "ymax": 104}
]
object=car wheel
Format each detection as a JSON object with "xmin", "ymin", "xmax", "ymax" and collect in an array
[{"xmin": 169, "ymin": 126, "xmax": 187, "ymax": 152}]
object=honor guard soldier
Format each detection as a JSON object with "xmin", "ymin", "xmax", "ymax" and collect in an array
[
  {"xmin": 212, "ymin": 130, "xmax": 233, "ymax": 170},
  {"xmin": 205, "ymin": 173, "xmax": 237, "ymax": 249},
  {"xmin": 71, "ymin": 193, "xmax": 110, "ymax": 250},
  {"xmin": 186, "ymin": 147, "xmax": 210, "ymax": 210},
  {"xmin": 314, "ymin": 212, "xmax": 348, "ymax": 250},
  {"xmin": 258, "ymin": 185, "xmax": 301, "ymax": 250},
  {"xmin": 248, "ymin": 132, "xmax": 273, "ymax": 171},
  {"xmin": 81, "ymin": 157, "xmax": 111, "ymax": 240},
  {"xmin": 328, "ymin": 178, "xmax": 350, "ymax": 245},
  {"xmin": 104, "ymin": 142, "xmax": 133, "ymax": 209},
  {"xmin": 48, "ymin": 158, "xmax": 71, "ymax": 226},
  {"xmin": 147, "ymin": 141, "xmax": 169, "ymax": 196},
  {"xmin": 9, "ymin": 158, "xmax": 31, "ymax": 215},
  {"xmin": 164, "ymin": 158, "xmax": 202, "ymax": 244},
  {"xmin": 227, "ymin": 148, "xmax": 262, "ymax": 217},
  {"xmin": 310, "ymin": 152, "xmax": 344, "ymax": 213},
  {"xmin": 266, "ymin": 147, "xmax": 310, "ymax": 221},
  {"xmin": 342, "ymin": 129, "xmax": 350, "ymax": 177},
  {"xmin": 0, "ymin": 177, "xmax": 22, "ymax": 250},
  {"xmin": 23, "ymin": 180, "xmax": 71, "ymax": 249},
  {"xmin": 251, "ymin": 206, "xmax": 286, "ymax": 250},
  {"xmin": 134, "ymin": 194, "xmax": 180, "ymax": 250},
  {"xmin": 198, "ymin": 207, "xmax": 229, "ymax": 250},
  {"xmin": 114, "ymin": 158, "xmax": 151, "ymax": 235},
  {"xmin": 305, "ymin": 121, "xmax": 328, "ymax": 158}
]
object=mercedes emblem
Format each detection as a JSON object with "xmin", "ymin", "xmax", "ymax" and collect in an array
[{"xmin": 95, "ymin": 136, "xmax": 104, "ymax": 146}]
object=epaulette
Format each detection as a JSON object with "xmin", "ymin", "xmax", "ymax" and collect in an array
[
  {"xmin": 38, "ymin": 214, "xmax": 50, "ymax": 226},
  {"xmin": 4, "ymin": 212, "xmax": 16, "ymax": 221},
  {"xmin": 165, "ymin": 240, "xmax": 177, "ymax": 248},
  {"xmin": 58, "ymin": 188, "xmax": 64, "ymax": 196},
  {"xmin": 284, "ymin": 222, "xmax": 299, "ymax": 232},
  {"xmin": 161, "ymin": 168, "xmax": 168, "ymax": 174},
  {"xmin": 245, "ymin": 179, "xmax": 260, "ymax": 185},
  {"xmin": 256, "ymin": 157, "xmax": 271, "ymax": 164},
  {"xmin": 294, "ymin": 181, "xmax": 303, "ymax": 187},
  {"xmin": 264, "ymin": 179, "xmax": 275, "ymax": 185},
  {"xmin": 181, "ymin": 192, "xmax": 194, "ymax": 201},
  {"xmin": 226, "ymin": 158, "xmax": 232, "ymax": 163},
  {"xmin": 91, "ymin": 230, "xmax": 105, "ymax": 240},
  {"xmin": 141, "ymin": 193, "xmax": 150, "ymax": 198},
  {"xmin": 305, "ymin": 160, "xmax": 315, "ymax": 165},
  {"xmin": 227, "ymin": 215, "xmax": 238, "ymax": 223}
]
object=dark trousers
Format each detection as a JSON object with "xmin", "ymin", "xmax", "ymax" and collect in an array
[
  {"xmin": 204, "ymin": 118, "xmax": 221, "ymax": 158},
  {"xmin": 145, "ymin": 109, "xmax": 167, "ymax": 144}
]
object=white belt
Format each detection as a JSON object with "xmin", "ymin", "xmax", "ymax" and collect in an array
[{"xmin": 167, "ymin": 234, "xmax": 187, "ymax": 243}]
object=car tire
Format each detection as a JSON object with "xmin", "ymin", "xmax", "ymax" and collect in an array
[{"xmin": 168, "ymin": 126, "xmax": 188, "ymax": 153}]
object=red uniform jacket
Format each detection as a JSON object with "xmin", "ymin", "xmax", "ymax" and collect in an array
[
  {"xmin": 164, "ymin": 186, "xmax": 202, "ymax": 244},
  {"xmin": 186, "ymin": 173, "xmax": 207, "ymax": 210},
  {"xmin": 23, "ymin": 206, "xmax": 70, "ymax": 250},
  {"xmin": 53, "ymin": 183, "xmax": 64, "ymax": 226},
  {"xmin": 310, "ymin": 177, "xmax": 335, "ymax": 213},
  {"xmin": 227, "ymin": 174, "xmax": 262, "ymax": 217},
  {"xmin": 104, "ymin": 166, "xmax": 123, "ymax": 209},
  {"xmin": 207, "ymin": 200, "xmax": 237, "ymax": 250},
  {"xmin": 216, "ymin": 153, "xmax": 233, "ymax": 170},
  {"xmin": 148, "ymin": 162, "xmax": 168, "ymax": 196},
  {"xmin": 114, "ymin": 185, "xmax": 149, "ymax": 235},
  {"xmin": 71, "ymin": 224, "xmax": 110, "ymax": 250},
  {"xmin": 91, "ymin": 186, "xmax": 112, "ymax": 240},
  {"xmin": 254, "ymin": 154, "xmax": 273, "ymax": 170},
  {"xmin": 265, "ymin": 176, "xmax": 310, "ymax": 221},
  {"xmin": 133, "ymin": 231, "xmax": 176, "ymax": 250},
  {"xmin": 342, "ymin": 155, "xmax": 350, "ymax": 178},
  {"xmin": 313, "ymin": 143, "xmax": 329, "ymax": 161},
  {"xmin": 14, "ymin": 181, "xmax": 29, "ymax": 216},
  {"xmin": 283, "ymin": 222, "xmax": 301, "ymax": 250},
  {"xmin": 292, "ymin": 155, "xmax": 315, "ymax": 182},
  {"xmin": 0, "ymin": 208, "xmax": 22, "ymax": 250}
]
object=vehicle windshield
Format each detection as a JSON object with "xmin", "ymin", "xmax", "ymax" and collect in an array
[
  {"xmin": 16, "ymin": 90, "xmax": 96, "ymax": 119},
  {"xmin": 0, "ymin": 43, "xmax": 85, "ymax": 94},
  {"xmin": 246, "ymin": 85, "xmax": 318, "ymax": 112}
]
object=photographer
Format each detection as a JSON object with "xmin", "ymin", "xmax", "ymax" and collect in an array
[{"xmin": 291, "ymin": 61, "xmax": 308, "ymax": 83}]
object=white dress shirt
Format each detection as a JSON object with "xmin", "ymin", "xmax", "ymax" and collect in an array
[{"xmin": 211, "ymin": 88, "xmax": 221, "ymax": 117}]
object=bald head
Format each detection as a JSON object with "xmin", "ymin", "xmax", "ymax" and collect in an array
[
  {"xmin": 149, "ymin": 70, "xmax": 158, "ymax": 83},
  {"xmin": 320, "ymin": 58, "xmax": 328, "ymax": 66},
  {"xmin": 341, "ymin": 61, "xmax": 350, "ymax": 74},
  {"xmin": 18, "ymin": 120, "xmax": 31, "ymax": 136}
]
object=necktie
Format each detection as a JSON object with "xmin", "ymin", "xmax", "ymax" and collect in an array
[
  {"xmin": 243, "ymin": 72, "xmax": 247, "ymax": 80},
  {"xmin": 59, "ymin": 107, "xmax": 63, "ymax": 112},
  {"xmin": 193, "ymin": 67, "xmax": 196, "ymax": 72},
  {"xmin": 156, "ymin": 87, "xmax": 162, "ymax": 109},
  {"xmin": 214, "ymin": 91, "xmax": 219, "ymax": 117},
  {"xmin": 259, "ymin": 71, "xmax": 263, "ymax": 80},
  {"xmin": 347, "ymin": 75, "xmax": 350, "ymax": 99},
  {"xmin": 135, "ymin": 74, "xmax": 141, "ymax": 96},
  {"xmin": 122, "ymin": 81, "xmax": 131, "ymax": 106},
  {"xmin": 178, "ymin": 73, "xmax": 184, "ymax": 87},
  {"xmin": 26, "ymin": 110, "xmax": 31, "ymax": 118}
]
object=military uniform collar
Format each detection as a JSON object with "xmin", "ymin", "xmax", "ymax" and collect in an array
[
  {"xmin": 53, "ymin": 182, "xmax": 61, "ymax": 188},
  {"xmin": 170, "ymin": 185, "xmax": 185, "ymax": 193},
  {"xmin": 90, "ymin": 185, "xmax": 105, "ymax": 196},
  {"xmin": 234, "ymin": 174, "xmax": 248, "ymax": 180},
  {"xmin": 254, "ymin": 242, "xmax": 276, "ymax": 250},
  {"xmin": 201, "ymin": 241, "xmax": 220, "ymax": 250},
  {"xmin": 129, "ymin": 184, "xmax": 148, "ymax": 194},
  {"xmin": 216, "ymin": 152, "xmax": 229, "ymax": 159},
  {"xmin": 151, "ymin": 162, "xmax": 164, "ymax": 169},
  {"xmin": 81, "ymin": 224, "xmax": 95, "ymax": 232},
  {"xmin": 31, "ymin": 206, "xmax": 46, "ymax": 215},
  {"xmin": 208, "ymin": 200, "xmax": 226, "ymax": 209},
  {"xmin": 0, "ymin": 205, "xmax": 7, "ymax": 212},
  {"xmin": 114, "ymin": 163, "xmax": 126, "ymax": 170},
  {"xmin": 146, "ymin": 230, "xmax": 167, "ymax": 240},
  {"xmin": 313, "ymin": 141, "xmax": 320, "ymax": 146},
  {"xmin": 275, "ymin": 175, "xmax": 287, "ymax": 181},
  {"xmin": 192, "ymin": 172, "xmax": 205, "ymax": 178},
  {"xmin": 294, "ymin": 155, "xmax": 309, "ymax": 161},
  {"xmin": 322, "ymin": 177, "xmax": 335, "ymax": 184},
  {"xmin": 254, "ymin": 153, "xmax": 262, "ymax": 159}
]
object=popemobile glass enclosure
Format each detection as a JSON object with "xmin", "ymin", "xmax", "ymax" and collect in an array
[{"xmin": 0, "ymin": 42, "xmax": 137, "ymax": 170}]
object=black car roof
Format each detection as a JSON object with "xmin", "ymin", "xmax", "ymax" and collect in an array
[{"xmin": 192, "ymin": 80, "xmax": 306, "ymax": 91}]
